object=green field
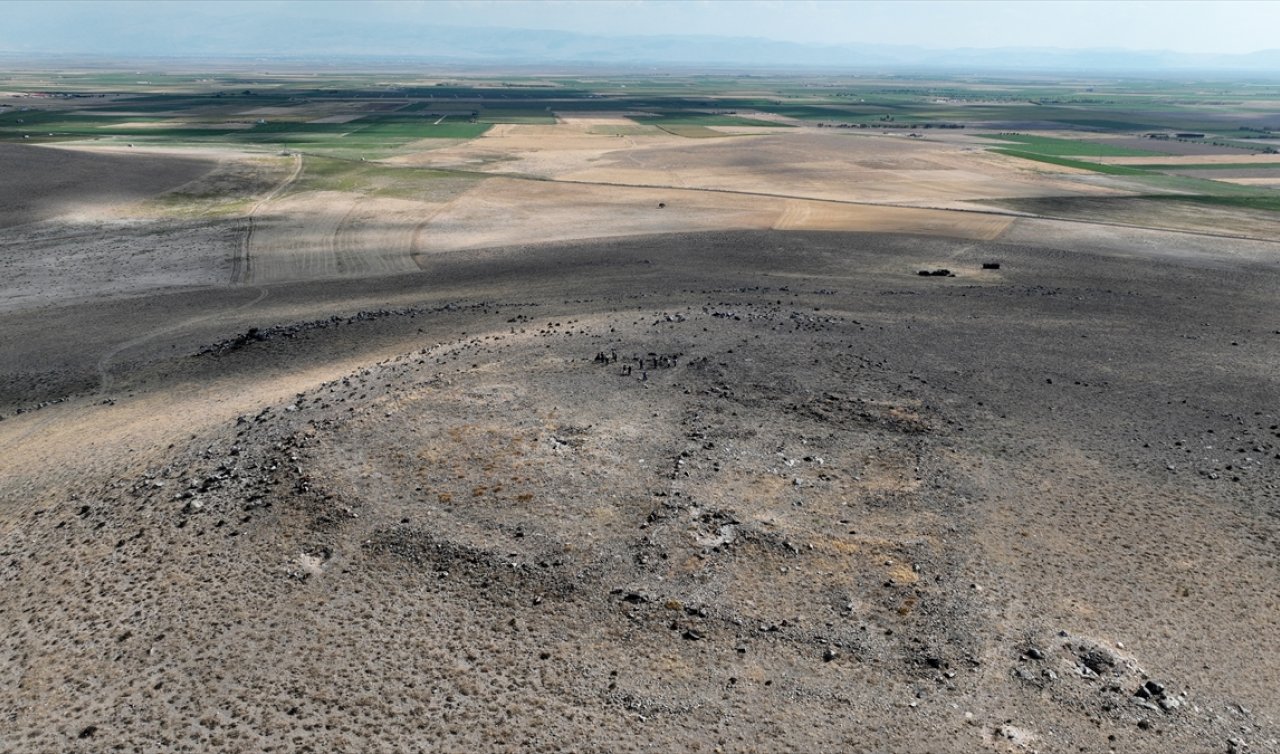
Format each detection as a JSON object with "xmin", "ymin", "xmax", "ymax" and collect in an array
[
  {"xmin": 586, "ymin": 124, "xmax": 663, "ymax": 136},
  {"xmin": 5, "ymin": 69, "xmax": 1279, "ymax": 141},
  {"xmin": 2, "ymin": 66, "xmax": 1279, "ymax": 210},
  {"xmin": 991, "ymin": 147, "xmax": 1280, "ymax": 214},
  {"xmin": 1145, "ymin": 194, "xmax": 1280, "ymax": 213},
  {"xmin": 990, "ymin": 150, "xmax": 1154, "ymax": 175},
  {"xmin": 0, "ymin": 107, "xmax": 490, "ymax": 157},
  {"xmin": 631, "ymin": 112, "xmax": 791, "ymax": 128},
  {"xmin": 1131, "ymin": 162, "xmax": 1280, "ymax": 170},
  {"xmin": 981, "ymin": 134, "xmax": 1160, "ymax": 157},
  {"xmin": 287, "ymin": 155, "xmax": 484, "ymax": 200},
  {"xmin": 647, "ymin": 124, "xmax": 730, "ymax": 138},
  {"xmin": 475, "ymin": 109, "xmax": 557, "ymax": 125},
  {"xmin": 4, "ymin": 68, "xmax": 1279, "ymax": 140}
]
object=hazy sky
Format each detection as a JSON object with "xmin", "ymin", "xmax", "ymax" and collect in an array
[
  {"xmin": 399, "ymin": 0, "xmax": 1280, "ymax": 53},
  {"xmin": 5, "ymin": 0, "xmax": 1280, "ymax": 55}
]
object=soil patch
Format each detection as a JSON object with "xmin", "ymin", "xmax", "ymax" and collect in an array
[{"xmin": 0, "ymin": 143, "xmax": 217, "ymax": 227}]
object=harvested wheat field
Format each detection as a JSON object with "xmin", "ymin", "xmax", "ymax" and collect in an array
[
  {"xmin": 3, "ymin": 70, "xmax": 1280, "ymax": 754},
  {"xmin": 243, "ymin": 192, "xmax": 428, "ymax": 283},
  {"xmin": 398, "ymin": 127, "xmax": 1133, "ymax": 206}
]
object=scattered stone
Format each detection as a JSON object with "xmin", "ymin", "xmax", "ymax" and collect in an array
[
  {"xmin": 1076, "ymin": 646, "xmax": 1115, "ymax": 675},
  {"xmin": 1133, "ymin": 678, "xmax": 1183, "ymax": 714}
]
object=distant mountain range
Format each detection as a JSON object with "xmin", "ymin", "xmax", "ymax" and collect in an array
[{"xmin": 4, "ymin": 17, "xmax": 1280, "ymax": 74}]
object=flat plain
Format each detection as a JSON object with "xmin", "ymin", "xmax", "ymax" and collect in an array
[{"xmin": 1, "ymin": 67, "xmax": 1279, "ymax": 753}]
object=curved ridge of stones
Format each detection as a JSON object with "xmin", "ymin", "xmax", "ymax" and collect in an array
[{"xmin": 6, "ymin": 272, "xmax": 1275, "ymax": 752}]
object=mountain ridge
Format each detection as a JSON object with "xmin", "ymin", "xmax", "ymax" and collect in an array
[{"xmin": 3, "ymin": 18, "xmax": 1280, "ymax": 73}]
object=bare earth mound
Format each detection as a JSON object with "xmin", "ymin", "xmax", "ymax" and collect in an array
[{"xmin": 2, "ymin": 231, "xmax": 1277, "ymax": 753}]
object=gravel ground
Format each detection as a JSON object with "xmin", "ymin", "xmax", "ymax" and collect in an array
[{"xmin": 2, "ymin": 230, "xmax": 1278, "ymax": 753}]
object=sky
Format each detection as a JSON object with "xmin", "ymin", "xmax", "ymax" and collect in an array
[
  {"xmin": 3, "ymin": 0, "xmax": 1279, "ymax": 56},
  {"xmin": 396, "ymin": 0, "xmax": 1280, "ymax": 54}
]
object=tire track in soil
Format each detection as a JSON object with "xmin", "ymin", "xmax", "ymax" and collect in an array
[
  {"xmin": 408, "ymin": 204, "xmax": 461, "ymax": 271},
  {"xmin": 347, "ymin": 205, "xmax": 423, "ymax": 278},
  {"xmin": 0, "ymin": 283, "xmax": 271, "ymax": 462},
  {"xmin": 233, "ymin": 152, "xmax": 303, "ymax": 285},
  {"xmin": 0, "ymin": 157, "xmax": 302, "ymax": 459},
  {"xmin": 93, "ymin": 156, "xmax": 302, "ymax": 393},
  {"xmin": 329, "ymin": 202, "xmax": 357, "ymax": 278},
  {"xmin": 94, "ymin": 284, "xmax": 269, "ymax": 396}
]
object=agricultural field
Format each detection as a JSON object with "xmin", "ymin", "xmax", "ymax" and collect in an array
[
  {"xmin": 979, "ymin": 133, "xmax": 1162, "ymax": 157},
  {"xmin": 5, "ymin": 67, "xmax": 1276, "ymax": 210},
  {"xmin": 2, "ymin": 64, "xmax": 1280, "ymax": 754}
]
